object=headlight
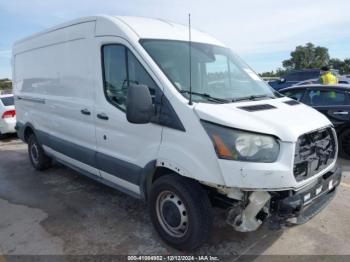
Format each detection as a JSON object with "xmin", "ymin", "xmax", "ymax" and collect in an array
[{"xmin": 201, "ymin": 120, "xmax": 280, "ymax": 162}]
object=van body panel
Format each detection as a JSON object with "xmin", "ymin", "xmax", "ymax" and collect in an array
[
  {"xmin": 115, "ymin": 16, "xmax": 225, "ymax": 46},
  {"xmin": 194, "ymin": 97, "xmax": 332, "ymax": 142},
  {"xmin": 93, "ymin": 36, "xmax": 163, "ymax": 182},
  {"xmin": 156, "ymin": 92, "xmax": 226, "ymax": 185},
  {"xmin": 43, "ymin": 145, "xmax": 100, "ymax": 176},
  {"xmin": 13, "ymin": 21, "xmax": 95, "ymax": 55},
  {"xmin": 44, "ymin": 145, "xmax": 141, "ymax": 197},
  {"xmin": 217, "ymin": 141, "xmax": 337, "ymax": 190},
  {"xmin": 94, "ymin": 16, "xmax": 225, "ymax": 47},
  {"xmin": 13, "ymin": 15, "xmax": 338, "ymax": 197},
  {"xmin": 13, "ymin": 16, "xmax": 341, "ymax": 246},
  {"xmin": 14, "ymin": 21, "xmax": 98, "ymax": 177},
  {"xmin": 94, "ymin": 16, "xmax": 209, "ymax": 105}
]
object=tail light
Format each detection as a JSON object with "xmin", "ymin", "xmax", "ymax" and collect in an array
[{"xmin": 2, "ymin": 110, "xmax": 16, "ymax": 119}]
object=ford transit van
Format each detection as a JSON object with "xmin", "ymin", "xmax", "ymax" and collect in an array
[{"xmin": 13, "ymin": 15, "xmax": 341, "ymax": 250}]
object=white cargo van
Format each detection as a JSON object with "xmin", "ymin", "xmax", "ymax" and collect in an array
[{"xmin": 13, "ymin": 15, "xmax": 341, "ymax": 250}]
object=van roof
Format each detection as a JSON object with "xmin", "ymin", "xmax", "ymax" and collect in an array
[
  {"xmin": 112, "ymin": 16, "xmax": 225, "ymax": 46},
  {"xmin": 14, "ymin": 15, "xmax": 225, "ymax": 47}
]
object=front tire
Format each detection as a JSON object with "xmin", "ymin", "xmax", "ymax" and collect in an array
[
  {"xmin": 149, "ymin": 175, "xmax": 213, "ymax": 251},
  {"xmin": 28, "ymin": 134, "xmax": 51, "ymax": 170},
  {"xmin": 339, "ymin": 129, "xmax": 350, "ymax": 160}
]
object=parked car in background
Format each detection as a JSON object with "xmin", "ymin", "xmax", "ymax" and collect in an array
[
  {"xmin": 293, "ymin": 79, "xmax": 319, "ymax": 86},
  {"xmin": 269, "ymin": 69, "xmax": 340, "ymax": 90},
  {"xmin": 0, "ymin": 94, "xmax": 16, "ymax": 138},
  {"xmin": 269, "ymin": 69, "xmax": 322, "ymax": 90},
  {"xmin": 280, "ymin": 84, "xmax": 350, "ymax": 159},
  {"xmin": 293, "ymin": 77, "xmax": 349, "ymax": 87},
  {"xmin": 338, "ymin": 77, "xmax": 350, "ymax": 85},
  {"xmin": 0, "ymin": 90, "xmax": 13, "ymax": 95}
]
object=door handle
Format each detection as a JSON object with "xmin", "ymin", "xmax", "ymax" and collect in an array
[
  {"xmin": 80, "ymin": 108, "xmax": 91, "ymax": 115},
  {"xmin": 333, "ymin": 111, "xmax": 348, "ymax": 115},
  {"xmin": 97, "ymin": 113, "xmax": 109, "ymax": 120}
]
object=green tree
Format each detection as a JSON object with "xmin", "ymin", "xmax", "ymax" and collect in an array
[
  {"xmin": 260, "ymin": 43, "xmax": 350, "ymax": 76},
  {"xmin": 282, "ymin": 43, "xmax": 330, "ymax": 70},
  {"xmin": 260, "ymin": 71, "xmax": 275, "ymax": 77},
  {"xmin": 259, "ymin": 68, "xmax": 287, "ymax": 78},
  {"xmin": 0, "ymin": 78, "xmax": 12, "ymax": 90},
  {"xmin": 329, "ymin": 58, "xmax": 350, "ymax": 74},
  {"xmin": 344, "ymin": 59, "xmax": 350, "ymax": 74}
]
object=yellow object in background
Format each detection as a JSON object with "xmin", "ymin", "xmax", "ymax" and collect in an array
[{"xmin": 321, "ymin": 72, "xmax": 338, "ymax": 85}]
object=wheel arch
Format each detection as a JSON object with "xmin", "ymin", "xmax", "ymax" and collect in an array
[
  {"xmin": 336, "ymin": 123, "xmax": 350, "ymax": 136},
  {"xmin": 139, "ymin": 160, "xmax": 200, "ymax": 201},
  {"xmin": 16, "ymin": 121, "xmax": 36, "ymax": 143},
  {"xmin": 17, "ymin": 122, "xmax": 48, "ymax": 146},
  {"xmin": 23, "ymin": 124, "xmax": 35, "ymax": 143}
]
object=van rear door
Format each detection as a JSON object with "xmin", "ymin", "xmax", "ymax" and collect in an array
[{"xmin": 94, "ymin": 37, "xmax": 163, "ymax": 196}]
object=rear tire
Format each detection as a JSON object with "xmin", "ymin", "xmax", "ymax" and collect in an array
[
  {"xmin": 339, "ymin": 129, "xmax": 350, "ymax": 160},
  {"xmin": 149, "ymin": 175, "xmax": 213, "ymax": 251},
  {"xmin": 28, "ymin": 134, "xmax": 51, "ymax": 170}
]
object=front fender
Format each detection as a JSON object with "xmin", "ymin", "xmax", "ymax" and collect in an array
[{"xmin": 157, "ymin": 141, "xmax": 226, "ymax": 187}]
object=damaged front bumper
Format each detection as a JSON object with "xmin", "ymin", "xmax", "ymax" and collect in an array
[
  {"xmin": 268, "ymin": 165, "xmax": 341, "ymax": 229},
  {"xmin": 227, "ymin": 165, "xmax": 342, "ymax": 231}
]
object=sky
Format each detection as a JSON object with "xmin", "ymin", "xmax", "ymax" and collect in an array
[{"xmin": 1, "ymin": 0, "xmax": 350, "ymax": 79}]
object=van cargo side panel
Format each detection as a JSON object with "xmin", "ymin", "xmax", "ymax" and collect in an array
[{"xmin": 13, "ymin": 22, "xmax": 97, "ymax": 160}]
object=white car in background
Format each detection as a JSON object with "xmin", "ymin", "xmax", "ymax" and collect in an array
[{"xmin": 0, "ymin": 94, "xmax": 16, "ymax": 138}]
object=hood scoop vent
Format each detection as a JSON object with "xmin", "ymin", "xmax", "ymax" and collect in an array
[
  {"xmin": 284, "ymin": 100, "xmax": 300, "ymax": 106},
  {"xmin": 238, "ymin": 104, "xmax": 276, "ymax": 112}
]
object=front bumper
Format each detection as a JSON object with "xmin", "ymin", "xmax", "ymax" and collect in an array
[{"xmin": 268, "ymin": 165, "xmax": 341, "ymax": 229}]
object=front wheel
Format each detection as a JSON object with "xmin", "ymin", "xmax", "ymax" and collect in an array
[
  {"xmin": 149, "ymin": 175, "xmax": 213, "ymax": 251},
  {"xmin": 339, "ymin": 129, "xmax": 350, "ymax": 159}
]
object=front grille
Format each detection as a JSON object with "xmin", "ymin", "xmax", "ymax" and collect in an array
[{"xmin": 294, "ymin": 127, "xmax": 336, "ymax": 181}]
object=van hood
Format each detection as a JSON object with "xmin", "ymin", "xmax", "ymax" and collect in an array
[{"xmin": 194, "ymin": 97, "xmax": 332, "ymax": 142}]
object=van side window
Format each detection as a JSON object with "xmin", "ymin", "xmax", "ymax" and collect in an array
[
  {"xmin": 127, "ymin": 50, "xmax": 156, "ymax": 98},
  {"xmin": 102, "ymin": 45, "xmax": 157, "ymax": 111},
  {"xmin": 102, "ymin": 45, "xmax": 127, "ymax": 110}
]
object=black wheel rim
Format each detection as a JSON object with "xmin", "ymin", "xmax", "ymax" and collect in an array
[
  {"xmin": 156, "ymin": 190, "xmax": 189, "ymax": 238},
  {"xmin": 30, "ymin": 143, "xmax": 39, "ymax": 165}
]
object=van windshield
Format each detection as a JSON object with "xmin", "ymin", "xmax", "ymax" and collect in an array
[{"xmin": 141, "ymin": 40, "xmax": 276, "ymax": 103}]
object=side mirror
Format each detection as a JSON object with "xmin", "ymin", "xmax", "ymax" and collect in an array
[
  {"xmin": 279, "ymin": 78, "xmax": 286, "ymax": 83},
  {"xmin": 126, "ymin": 84, "xmax": 154, "ymax": 124}
]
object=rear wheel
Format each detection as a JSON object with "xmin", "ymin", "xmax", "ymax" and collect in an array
[
  {"xmin": 28, "ymin": 134, "xmax": 51, "ymax": 170},
  {"xmin": 339, "ymin": 129, "xmax": 350, "ymax": 160},
  {"xmin": 149, "ymin": 175, "xmax": 213, "ymax": 251}
]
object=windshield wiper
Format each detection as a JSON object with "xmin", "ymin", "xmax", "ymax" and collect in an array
[
  {"xmin": 179, "ymin": 90, "xmax": 230, "ymax": 103},
  {"xmin": 232, "ymin": 94, "xmax": 273, "ymax": 102}
]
